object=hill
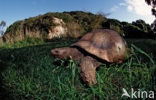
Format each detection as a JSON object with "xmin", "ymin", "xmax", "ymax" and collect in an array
[{"xmin": 1, "ymin": 11, "xmax": 156, "ymax": 44}]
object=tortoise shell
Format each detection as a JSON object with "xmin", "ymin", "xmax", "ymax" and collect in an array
[{"xmin": 73, "ymin": 29, "xmax": 129, "ymax": 63}]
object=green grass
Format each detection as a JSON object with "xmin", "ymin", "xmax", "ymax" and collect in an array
[
  {"xmin": 0, "ymin": 37, "xmax": 44, "ymax": 49},
  {"xmin": 0, "ymin": 39, "xmax": 156, "ymax": 100}
]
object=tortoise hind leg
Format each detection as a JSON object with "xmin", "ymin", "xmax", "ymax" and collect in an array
[{"xmin": 79, "ymin": 56, "xmax": 98, "ymax": 86}]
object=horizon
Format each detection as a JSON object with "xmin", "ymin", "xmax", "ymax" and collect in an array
[{"xmin": 0, "ymin": 0, "xmax": 155, "ymax": 28}]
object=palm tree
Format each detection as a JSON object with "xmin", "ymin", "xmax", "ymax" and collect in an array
[{"xmin": 0, "ymin": 20, "xmax": 6, "ymax": 36}]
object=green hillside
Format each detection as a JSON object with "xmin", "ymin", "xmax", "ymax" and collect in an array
[{"xmin": 1, "ymin": 11, "xmax": 156, "ymax": 44}]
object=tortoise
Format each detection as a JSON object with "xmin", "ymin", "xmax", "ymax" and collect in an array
[{"xmin": 51, "ymin": 29, "xmax": 129, "ymax": 86}]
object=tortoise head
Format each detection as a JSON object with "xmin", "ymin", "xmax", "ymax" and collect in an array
[{"xmin": 51, "ymin": 47, "xmax": 71, "ymax": 59}]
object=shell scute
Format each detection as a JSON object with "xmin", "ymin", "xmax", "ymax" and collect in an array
[{"xmin": 73, "ymin": 29, "xmax": 128, "ymax": 63}]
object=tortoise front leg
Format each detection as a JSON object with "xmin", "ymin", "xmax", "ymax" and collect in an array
[{"xmin": 79, "ymin": 56, "xmax": 100, "ymax": 86}]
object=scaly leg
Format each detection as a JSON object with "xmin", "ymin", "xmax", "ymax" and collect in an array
[{"xmin": 79, "ymin": 56, "xmax": 100, "ymax": 86}]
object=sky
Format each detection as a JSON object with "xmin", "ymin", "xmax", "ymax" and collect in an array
[{"xmin": 0, "ymin": 0, "xmax": 155, "ymax": 28}]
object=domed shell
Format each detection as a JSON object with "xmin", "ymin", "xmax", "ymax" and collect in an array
[{"xmin": 73, "ymin": 29, "xmax": 129, "ymax": 63}]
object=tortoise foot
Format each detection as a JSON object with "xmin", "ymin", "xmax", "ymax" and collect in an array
[{"xmin": 80, "ymin": 56, "xmax": 97, "ymax": 86}]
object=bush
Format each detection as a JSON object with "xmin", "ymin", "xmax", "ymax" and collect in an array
[
  {"xmin": 67, "ymin": 11, "xmax": 107, "ymax": 33},
  {"xmin": 102, "ymin": 19, "xmax": 124, "ymax": 36},
  {"xmin": 123, "ymin": 24, "xmax": 147, "ymax": 38}
]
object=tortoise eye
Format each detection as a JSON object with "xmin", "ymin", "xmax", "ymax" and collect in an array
[{"xmin": 55, "ymin": 50, "xmax": 59, "ymax": 54}]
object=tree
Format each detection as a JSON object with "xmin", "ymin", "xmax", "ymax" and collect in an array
[
  {"xmin": 0, "ymin": 20, "xmax": 6, "ymax": 36},
  {"xmin": 145, "ymin": 0, "xmax": 156, "ymax": 32},
  {"xmin": 132, "ymin": 19, "xmax": 151, "ymax": 32},
  {"xmin": 145, "ymin": 0, "xmax": 156, "ymax": 16}
]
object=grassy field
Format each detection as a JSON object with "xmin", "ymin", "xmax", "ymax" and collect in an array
[{"xmin": 0, "ymin": 38, "xmax": 155, "ymax": 100}]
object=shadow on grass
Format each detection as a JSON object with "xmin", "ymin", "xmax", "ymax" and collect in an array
[
  {"xmin": 0, "ymin": 40, "xmax": 74, "ymax": 99},
  {"xmin": 0, "ymin": 60, "xmax": 13, "ymax": 100},
  {"xmin": 126, "ymin": 39, "xmax": 156, "ymax": 60}
]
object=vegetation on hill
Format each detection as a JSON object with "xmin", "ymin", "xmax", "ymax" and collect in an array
[
  {"xmin": 2, "ymin": 11, "xmax": 107, "ymax": 43},
  {"xmin": 102, "ymin": 19, "xmax": 155, "ymax": 39},
  {"xmin": 1, "ymin": 11, "xmax": 156, "ymax": 44}
]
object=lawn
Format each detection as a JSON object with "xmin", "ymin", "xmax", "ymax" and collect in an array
[{"xmin": 0, "ymin": 38, "xmax": 155, "ymax": 100}]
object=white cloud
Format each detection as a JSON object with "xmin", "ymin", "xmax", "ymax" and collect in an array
[
  {"xmin": 110, "ymin": 5, "xmax": 119, "ymax": 12},
  {"xmin": 125, "ymin": 0, "xmax": 152, "ymax": 16},
  {"xmin": 127, "ymin": 5, "xmax": 133, "ymax": 11},
  {"xmin": 120, "ymin": 0, "xmax": 155, "ymax": 24}
]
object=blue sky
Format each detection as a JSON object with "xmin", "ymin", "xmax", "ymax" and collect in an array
[{"xmin": 0, "ymin": 0, "xmax": 155, "ymax": 28}]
